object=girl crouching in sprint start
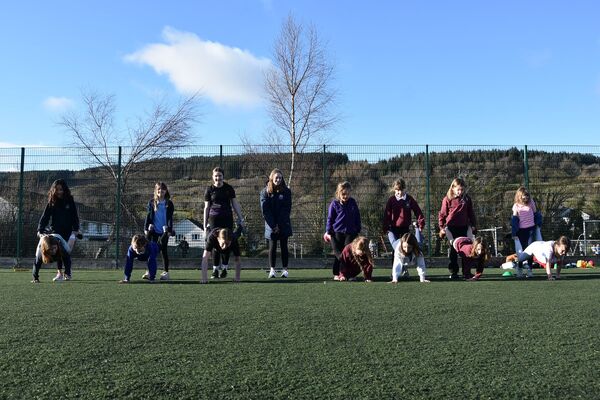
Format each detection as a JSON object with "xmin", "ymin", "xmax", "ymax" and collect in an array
[
  {"xmin": 338, "ymin": 236, "xmax": 373, "ymax": 282},
  {"xmin": 390, "ymin": 233, "xmax": 429, "ymax": 283},
  {"xmin": 119, "ymin": 235, "xmax": 159, "ymax": 283},
  {"xmin": 506, "ymin": 236, "xmax": 570, "ymax": 280},
  {"xmin": 453, "ymin": 237, "xmax": 490, "ymax": 281},
  {"xmin": 200, "ymin": 227, "xmax": 243, "ymax": 283},
  {"xmin": 31, "ymin": 234, "xmax": 73, "ymax": 283}
]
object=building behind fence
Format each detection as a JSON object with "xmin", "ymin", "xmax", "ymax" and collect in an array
[{"xmin": 1, "ymin": 145, "xmax": 599, "ymax": 266}]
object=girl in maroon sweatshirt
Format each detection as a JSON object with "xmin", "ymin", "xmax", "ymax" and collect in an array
[
  {"xmin": 438, "ymin": 178, "xmax": 477, "ymax": 279},
  {"xmin": 338, "ymin": 236, "xmax": 373, "ymax": 282},
  {"xmin": 383, "ymin": 178, "xmax": 425, "ymax": 246},
  {"xmin": 453, "ymin": 236, "xmax": 490, "ymax": 281}
]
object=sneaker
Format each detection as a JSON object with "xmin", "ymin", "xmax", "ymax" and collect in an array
[
  {"xmin": 31, "ymin": 279, "xmax": 40, "ymax": 284},
  {"xmin": 141, "ymin": 271, "xmax": 150, "ymax": 280},
  {"xmin": 53, "ymin": 274, "xmax": 64, "ymax": 282},
  {"xmin": 468, "ymin": 273, "xmax": 482, "ymax": 281},
  {"xmin": 268, "ymin": 269, "xmax": 276, "ymax": 279},
  {"xmin": 333, "ymin": 275, "xmax": 340, "ymax": 281},
  {"xmin": 401, "ymin": 269, "xmax": 410, "ymax": 279},
  {"xmin": 449, "ymin": 273, "xmax": 460, "ymax": 280},
  {"xmin": 159, "ymin": 271, "xmax": 170, "ymax": 281},
  {"xmin": 515, "ymin": 266, "xmax": 524, "ymax": 278},
  {"xmin": 64, "ymin": 274, "xmax": 72, "ymax": 281},
  {"xmin": 280, "ymin": 270, "xmax": 288, "ymax": 278},
  {"xmin": 211, "ymin": 269, "xmax": 220, "ymax": 279},
  {"xmin": 526, "ymin": 269, "xmax": 534, "ymax": 279},
  {"xmin": 220, "ymin": 269, "xmax": 228, "ymax": 279},
  {"xmin": 118, "ymin": 279, "xmax": 130, "ymax": 284}
]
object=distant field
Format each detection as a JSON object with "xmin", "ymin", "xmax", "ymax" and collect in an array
[{"xmin": 2, "ymin": 268, "xmax": 600, "ymax": 399}]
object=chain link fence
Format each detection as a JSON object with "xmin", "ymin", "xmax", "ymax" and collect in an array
[{"xmin": 1, "ymin": 145, "xmax": 599, "ymax": 265}]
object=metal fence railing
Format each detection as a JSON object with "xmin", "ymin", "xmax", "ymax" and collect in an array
[{"xmin": 1, "ymin": 145, "xmax": 599, "ymax": 266}]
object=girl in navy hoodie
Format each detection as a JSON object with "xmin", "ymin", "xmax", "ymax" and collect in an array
[
  {"xmin": 260, "ymin": 169, "xmax": 292, "ymax": 278},
  {"xmin": 438, "ymin": 178, "xmax": 477, "ymax": 279},
  {"xmin": 142, "ymin": 182, "xmax": 174, "ymax": 281},
  {"xmin": 324, "ymin": 181, "xmax": 361, "ymax": 280}
]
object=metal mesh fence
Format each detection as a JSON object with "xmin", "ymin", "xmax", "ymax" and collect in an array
[{"xmin": 1, "ymin": 145, "xmax": 599, "ymax": 264}]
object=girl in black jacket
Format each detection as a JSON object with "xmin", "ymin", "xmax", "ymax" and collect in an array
[{"xmin": 37, "ymin": 179, "xmax": 81, "ymax": 252}]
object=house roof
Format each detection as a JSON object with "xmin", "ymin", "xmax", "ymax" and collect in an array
[{"xmin": 174, "ymin": 218, "xmax": 203, "ymax": 229}]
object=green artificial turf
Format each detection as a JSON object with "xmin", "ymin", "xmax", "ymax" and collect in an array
[{"xmin": 2, "ymin": 267, "xmax": 600, "ymax": 399}]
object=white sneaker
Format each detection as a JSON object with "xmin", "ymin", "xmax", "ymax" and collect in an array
[
  {"xmin": 141, "ymin": 271, "xmax": 150, "ymax": 280},
  {"xmin": 526, "ymin": 268, "xmax": 534, "ymax": 278},
  {"xmin": 159, "ymin": 271, "xmax": 170, "ymax": 281},
  {"xmin": 52, "ymin": 274, "xmax": 64, "ymax": 282},
  {"xmin": 280, "ymin": 269, "xmax": 288, "ymax": 278},
  {"xmin": 268, "ymin": 269, "xmax": 276, "ymax": 278}
]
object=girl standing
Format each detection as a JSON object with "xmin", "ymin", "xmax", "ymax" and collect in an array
[
  {"xmin": 31, "ymin": 234, "xmax": 73, "ymax": 283},
  {"xmin": 383, "ymin": 179, "xmax": 425, "ymax": 246},
  {"xmin": 511, "ymin": 186, "xmax": 543, "ymax": 278},
  {"xmin": 324, "ymin": 182, "xmax": 361, "ymax": 280},
  {"xmin": 338, "ymin": 236, "xmax": 373, "ymax": 282},
  {"xmin": 391, "ymin": 233, "xmax": 429, "ymax": 283},
  {"xmin": 203, "ymin": 167, "xmax": 245, "ymax": 279},
  {"xmin": 142, "ymin": 182, "xmax": 174, "ymax": 281},
  {"xmin": 260, "ymin": 169, "xmax": 292, "ymax": 278},
  {"xmin": 453, "ymin": 236, "xmax": 490, "ymax": 281},
  {"xmin": 37, "ymin": 179, "xmax": 81, "ymax": 254},
  {"xmin": 438, "ymin": 178, "xmax": 477, "ymax": 279}
]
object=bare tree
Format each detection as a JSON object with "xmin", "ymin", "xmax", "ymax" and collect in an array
[
  {"xmin": 59, "ymin": 90, "xmax": 200, "ymax": 226},
  {"xmin": 263, "ymin": 14, "xmax": 339, "ymax": 187}
]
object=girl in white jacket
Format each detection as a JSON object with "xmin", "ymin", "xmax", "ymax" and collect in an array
[{"xmin": 391, "ymin": 233, "xmax": 430, "ymax": 283}]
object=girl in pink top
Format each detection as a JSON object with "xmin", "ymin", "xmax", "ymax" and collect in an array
[{"xmin": 511, "ymin": 186, "xmax": 543, "ymax": 278}]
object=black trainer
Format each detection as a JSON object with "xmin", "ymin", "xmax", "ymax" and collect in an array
[
  {"xmin": 220, "ymin": 269, "xmax": 228, "ymax": 278},
  {"xmin": 211, "ymin": 269, "xmax": 220, "ymax": 279}
]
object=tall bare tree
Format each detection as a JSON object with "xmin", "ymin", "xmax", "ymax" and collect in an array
[
  {"xmin": 59, "ymin": 91, "xmax": 200, "ymax": 225},
  {"xmin": 264, "ymin": 14, "xmax": 339, "ymax": 187}
]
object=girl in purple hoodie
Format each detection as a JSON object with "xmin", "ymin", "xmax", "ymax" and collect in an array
[{"xmin": 324, "ymin": 181, "xmax": 361, "ymax": 280}]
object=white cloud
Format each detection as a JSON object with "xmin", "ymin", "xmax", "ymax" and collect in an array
[
  {"xmin": 125, "ymin": 27, "xmax": 272, "ymax": 107},
  {"xmin": 43, "ymin": 96, "xmax": 74, "ymax": 112}
]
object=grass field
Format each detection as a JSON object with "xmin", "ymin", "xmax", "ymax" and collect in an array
[{"xmin": 2, "ymin": 267, "xmax": 600, "ymax": 399}]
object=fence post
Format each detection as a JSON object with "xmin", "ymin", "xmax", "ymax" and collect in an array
[
  {"xmin": 15, "ymin": 147, "xmax": 25, "ymax": 266},
  {"xmin": 114, "ymin": 146, "xmax": 122, "ymax": 268},
  {"xmin": 523, "ymin": 145, "xmax": 529, "ymax": 189},
  {"xmin": 322, "ymin": 145, "xmax": 327, "ymax": 258},
  {"xmin": 219, "ymin": 145, "xmax": 223, "ymax": 168},
  {"xmin": 425, "ymin": 145, "xmax": 432, "ymax": 257}
]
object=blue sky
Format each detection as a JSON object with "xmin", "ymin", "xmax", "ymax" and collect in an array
[{"xmin": 1, "ymin": 0, "xmax": 599, "ymax": 147}]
